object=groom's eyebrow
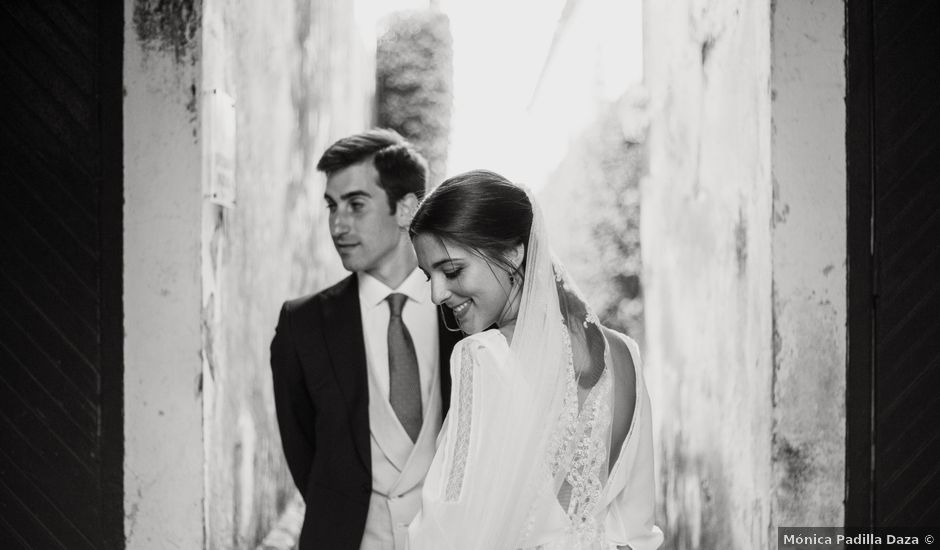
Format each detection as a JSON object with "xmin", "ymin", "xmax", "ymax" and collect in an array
[
  {"xmin": 340, "ymin": 190, "xmax": 371, "ymax": 200},
  {"xmin": 323, "ymin": 190, "xmax": 372, "ymax": 201}
]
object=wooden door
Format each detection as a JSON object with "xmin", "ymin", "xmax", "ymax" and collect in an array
[{"xmin": 847, "ymin": 0, "xmax": 940, "ymax": 529}]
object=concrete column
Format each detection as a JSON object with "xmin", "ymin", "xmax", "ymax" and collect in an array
[{"xmin": 123, "ymin": 1, "xmax": 205, "ymax": 547}]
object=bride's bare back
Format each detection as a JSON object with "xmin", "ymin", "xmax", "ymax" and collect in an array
[{"xmin": 603, "ymin": 327, "xmax": 639, "ymax": 472}]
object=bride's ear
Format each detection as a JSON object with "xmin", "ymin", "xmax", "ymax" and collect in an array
[{"xmin": 508, "ymin": 243, "xmax": 525, "ymax": 273}]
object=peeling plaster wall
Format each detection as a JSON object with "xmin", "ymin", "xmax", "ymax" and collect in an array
[
  {"xmin": 643, "ymin": 1, "xmax": 773, "ymax": 547},
  {"xmin": 199, "ymin": 0, "xmax": 369, "ymax": 548},
  {"xmin": 125, "ymin": 0, "xmax": 372, "ymax": 548},
  {"xmin": 124, "ymin": 0, "xmax": 205, "ymax": 548},
  {"xmin": 643, "ymin": 1, "xmax": 845, "ymax": 548}
]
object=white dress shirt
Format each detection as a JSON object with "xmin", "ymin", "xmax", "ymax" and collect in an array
[{"xmin": 357, "ymin": 268, "xmax": 439, "ymax": 407}]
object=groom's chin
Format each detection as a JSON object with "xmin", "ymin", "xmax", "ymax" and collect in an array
[{"xmin": 337, "ymin": 256, "xmax": 364, "ymax": 273}]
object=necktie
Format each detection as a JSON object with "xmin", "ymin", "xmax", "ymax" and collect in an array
[{"xmin": 387, "ymin": 293, "xmax": 422, "ymax": 442}]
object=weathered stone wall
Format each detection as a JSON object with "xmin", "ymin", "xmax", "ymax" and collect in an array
[
  {"xmin": 200, "ymin": 0, "xmax": 371, "ymax": 548},
  {"xmin": 643, "ymin": 2, "xmax": 774, "ymax": 546},
  {"xmin": 643, "ymin": 1, "xmax": 845, "ymax": 548}
]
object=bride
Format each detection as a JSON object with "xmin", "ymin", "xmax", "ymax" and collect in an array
[{"xmin": 407, "ymin": 170, "xmax": 663, "ymax": 549}]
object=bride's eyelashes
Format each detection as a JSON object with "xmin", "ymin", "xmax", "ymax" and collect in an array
[
  {"xmin": 419, "ymin": 268, "xmax": 461, "ymax": 282},
  {"xmin": 419, "ymin": 266, "xmax": 461, "ymax": 281}
]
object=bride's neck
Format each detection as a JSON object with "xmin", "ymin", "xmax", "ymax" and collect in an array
[{"xmin": 496, "ymin": 280, "xmax": 522, "ymax": 339}]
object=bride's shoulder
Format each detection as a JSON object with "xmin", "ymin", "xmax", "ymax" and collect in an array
[
  {"xmin": 462, "ymin": 328, "xmax": 509, "ymax": 348},
  {"xmin": 600, "ymin": 326, "xmax": 640, "ymax": 378},
  {"xmin": 453, "ymin": 329, "xmax": 510, "ymax": 365}
]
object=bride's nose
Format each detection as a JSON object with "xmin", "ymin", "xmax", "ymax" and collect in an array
[{"xmin": 430, "ymin": 278, "xmax": 451, "ymax": 306}]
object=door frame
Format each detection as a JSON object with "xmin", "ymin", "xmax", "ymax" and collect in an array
[
  {"xmin": 844, "ymin": 0, "xmax": 875, "ymax": 529},
  {"xmin": 99, "ymin": 1, "xmax": 125, "ymax": 546}
]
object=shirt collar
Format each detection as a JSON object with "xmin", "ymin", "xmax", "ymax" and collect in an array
[{"xmin": 358, "ymin": 267, "xmax": 430, "ymax": 310}]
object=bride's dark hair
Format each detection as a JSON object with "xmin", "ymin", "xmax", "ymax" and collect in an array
[{"xmin": 409, "ymin": 170, "xmax": 533, "ymax": 281}]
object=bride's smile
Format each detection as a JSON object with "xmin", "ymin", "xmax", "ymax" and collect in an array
[{"xmin": 449, "ymin": 298, "xmax": 471, "ymax": 315}]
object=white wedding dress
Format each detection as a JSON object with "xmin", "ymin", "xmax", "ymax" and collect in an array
[{"xmin": 409, "ymin": 329, "xmax": 662, "ymax": 550}]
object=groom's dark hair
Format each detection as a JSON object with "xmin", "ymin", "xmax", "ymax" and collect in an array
[{"xmin": 317, "ymin": 128, "xmax": 428, "ymax": 213}]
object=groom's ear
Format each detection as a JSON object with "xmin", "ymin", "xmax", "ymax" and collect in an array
[{"xmin": 396, "ymin": 193, "xmax": 419, "ymax": 228}]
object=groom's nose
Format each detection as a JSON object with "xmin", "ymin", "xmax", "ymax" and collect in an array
[{"xmin": 330, "ymin": 211, "xmax": 350, "ymax": 237}]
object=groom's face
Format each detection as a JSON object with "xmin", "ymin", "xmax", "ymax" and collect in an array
[{"xmin": 325, "ymin": 160, "xmax": 403, "ymax": 275}]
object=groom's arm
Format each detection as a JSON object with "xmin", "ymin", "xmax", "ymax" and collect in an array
[{"xmin": 271, "ymin": 301, "xmax": 317, "ymax": 497}]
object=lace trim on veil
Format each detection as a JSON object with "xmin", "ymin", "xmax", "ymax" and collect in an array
[{"xmin": 518, "ymin": 264, "xmax": 615, "ymax": 549}]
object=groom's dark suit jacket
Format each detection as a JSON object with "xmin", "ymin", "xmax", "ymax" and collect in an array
[{"xmin": 270, "ymin": 274, "xmax": 461, "ymax": 550}]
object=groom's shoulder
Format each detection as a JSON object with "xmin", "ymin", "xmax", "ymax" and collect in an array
[{"xmin": 281, "ymin": 274, "xmax": 356, "ymax": 314}]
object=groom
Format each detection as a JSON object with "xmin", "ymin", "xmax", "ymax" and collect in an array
[{"xmin": 270, "ymin": 129, "xmax": 461, "ymax": 550}]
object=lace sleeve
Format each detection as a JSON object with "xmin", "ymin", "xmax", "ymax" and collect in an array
[
  {"xmin": 444, "ymin": 341, "xmax": 477, "ymax": 501},
  {"xmin": 409, "ymin": 332, "xmax": 512, "ymax": 549}
]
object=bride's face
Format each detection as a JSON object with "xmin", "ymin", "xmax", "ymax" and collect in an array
[{"xmin": 413, "ymin": 233, "xmax": 521, "ymax": 334}]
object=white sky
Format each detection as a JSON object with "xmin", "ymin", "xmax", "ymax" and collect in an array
[
  {"xmin": 438, "ymin": 0, "xmax": 568, "ymax": 184},
  {"xmin": 357, "ymin": 0, "xmax": 643, "ymax": 189}
]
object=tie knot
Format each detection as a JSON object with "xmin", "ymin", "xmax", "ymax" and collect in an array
[{"xmin": 387, "ymin": 293, "xmax": 408, "ymax": 317}]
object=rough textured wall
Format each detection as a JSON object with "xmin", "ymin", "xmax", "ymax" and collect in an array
[
  {"xmin": 643, "ymin": 1, "xmax": 846, "ymax": 548},
  {"xmin": 643, "ymin": 1, "xmax": 774, "ymax": 548},
  {"xmin": 769, "ymin": 0, "xmax": 846, "ymax": 530},
  {"xmin": 124, "ymin": 0, "xmax": 205, "ymax": 548},
  {"xmin": 199, "ymin": 0, "xmax": 371, "ymax": 548}
]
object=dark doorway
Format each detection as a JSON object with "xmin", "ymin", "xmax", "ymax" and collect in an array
[
  {"xmin": 846, "ymin": 0, "xmax": 940, "ymax": 529},
  {"xmin": 0, "ymin": 2, "xmax": 123, "ymax": 548}
]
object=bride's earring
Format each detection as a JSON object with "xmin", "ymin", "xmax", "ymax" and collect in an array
[
  {"xmin": 509, "ymin": 274, "xmax": 515, "ymax": 285},
  {"xmin": 439, "ymin": 304, "xmax": 463, "ymax": 333}
]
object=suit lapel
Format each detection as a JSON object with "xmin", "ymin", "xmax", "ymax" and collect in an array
[{"xmin": 321, "ymin": 275, "xmax": 371, "ymax": 472}]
